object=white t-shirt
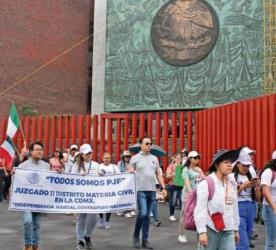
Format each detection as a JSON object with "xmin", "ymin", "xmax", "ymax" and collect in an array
[
  {"xmin": 99, "ymin": 163, "xmax": 120, "ymax": 175},
  {"xmin": 261, "ymin": 169, "xmax": 276, "ymax": 205},
  {"xmin": 235, "ymin": 174, "xmax": 252, "ymax": 202},
  {"xmin": 71, "ymin": 160, "xmax": 99, "ymax": 175}
]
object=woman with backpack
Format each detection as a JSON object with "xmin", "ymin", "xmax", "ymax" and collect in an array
[
  {"xmin": 260, "ymin": 150, "xmax": 276, "ymax": 250},
  {"xmin": 166, "ymin": 154, "xmax": 184, "ymax": 222},
  {"xmin": 231, "ymin": 153, "xmax": 261, "ymax": 250},
  {"xmin": 194, "ymin": 149, "xmax": 240, "ymax": 250},
  {"xmin": 178, "ymin": 150, "xmax": 204, "ymax": 243}
]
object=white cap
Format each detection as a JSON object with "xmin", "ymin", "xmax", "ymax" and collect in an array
[
  {"xmin": 240, "ymin": 146, "xmax": 256, "ymax": 155},
  {"xmin": 79, "ymin": 144, "xmax": 92, "ymax": 154},
  {"xmin": 272, "ymin": 150, "xmax": 276, "ymax": 160},
  {"xmin": 236, "ymin": 152, "xmax": 252, "ymax": 165},
  {"xmin": 70, "ymin": 144, "xmax": 78, "ymax": 150},
  {"xmin": 188, "ymin": 151, "xmax": 200, "ymax": 158}
]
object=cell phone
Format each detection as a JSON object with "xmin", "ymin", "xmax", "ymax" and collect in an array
[{"xmin": 251, "ymin": 178, "xmax": 258, "ymax": 181}]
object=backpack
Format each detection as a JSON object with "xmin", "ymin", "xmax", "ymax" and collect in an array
[{"xmin": 183, "ymin": 176, "xmax": 215, "ymax": 231}]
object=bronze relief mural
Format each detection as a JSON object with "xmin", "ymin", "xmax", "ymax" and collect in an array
[
  {"xmin": 105, "ymin": 0, "xmax": 263, "ymax": 111},
  {"xmin": 151, "ymin": 0, "xmax": 219, "ymax": 66}
]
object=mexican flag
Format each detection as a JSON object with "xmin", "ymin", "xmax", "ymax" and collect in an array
[{"xmin": 0, "ymin": 104, "xmax": 20, "ymax": 165}]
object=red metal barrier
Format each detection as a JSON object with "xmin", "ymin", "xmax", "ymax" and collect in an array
[
  {"xmin": 195, "ymin": 94, "xmax": 276, "ymax": 172},
  {"xmin": 3, "ymin": 94, "xmax": 275, "ymax": 171}
]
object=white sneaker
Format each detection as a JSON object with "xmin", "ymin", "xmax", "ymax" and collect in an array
[
  {"xmin": 105, "ymin": 222, "xmax": 111, "ymax": 230},
  {"xmin": 178, "ymin": 234, "xmax": 188, "ymax": 243},
  {"xmin": 99, "ymin": 218, "xmax": 105, "ymax": 229},
  {"xmin": 169, "ymin": 215, "xmax": 176, "ymax": 221},
  {"xmin": 125, "ymin": 212, "xmax": 133, "ymax": 218},
  {"xmin": 117, "ymin": 211, "xmax": 123, "ymax": 216},
  {"xmin": 130, "ymin": 211, "xmax": 136, "ymax": 216}
]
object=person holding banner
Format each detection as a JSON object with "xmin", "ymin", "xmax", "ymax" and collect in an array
[
  {"xmin": 99, "ymin": 152, "xmax": 120, "ymax": 230},
  {"xmin": 128, "ymin": 137, "xmax": 167, "ymax": 249},
  {"xmin": 71, "ymin": 143, "xmax": 100, "ymax": 250},
  {"xmin": 16, "ymin": 141, "xmax": 50, "ymax": 250}
]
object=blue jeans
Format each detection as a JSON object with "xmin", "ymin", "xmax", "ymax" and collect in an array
[
  {"xmin": 22, "ymin": 211, "xmax": 42, "ymax": 246},
  {"xmin": 198, "ymin": 227, "xmax": 235, "ymax": 250},
  {"xmin": 236, "ymin": 201, "xmax": 255, "ymax": 250},
  {"xmin": 134, "ymin": 191, "xmax": 156, "ymax": 241},
  {"xmin": 168, "ymin": 185, "xmax": 182, "ymax": 216},
  {"xmin": 151, "ymin": 198, "xmax": 159, "ymax": 222},
  {"xmin": 262, "ymin": 205, "xmax": 276, "ymax": 250}
]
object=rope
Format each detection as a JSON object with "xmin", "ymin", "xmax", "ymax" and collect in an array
[{"xmin": 0, "ymin": 34, "xmax": 93, "ymax": 97}]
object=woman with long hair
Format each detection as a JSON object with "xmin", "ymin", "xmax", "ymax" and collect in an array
[
  {"xmin": 178, "ymin": 151, "xmax": 204, "ymax": 243},
  {"xmin": 231, "ymin": 153, "xmax": 260, "ymax": 250},
  {"xmin": 260, "ymin": 151, "xmax": 276, "ymax": 250},
  {"xmin": 49, "ymin": 148, "xmax": 64, "ymax": 172},
  {"xmin": 166, "ymin": 154, "xmax": 184, "ymax": 222}
]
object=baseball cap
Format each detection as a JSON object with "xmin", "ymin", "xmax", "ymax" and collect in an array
[
  {"xmin": 79, "ymin": 144, "xmax": 92, "ymax": 154},
  {"xmin": 272, "ymin": 150, "xmax": 276, "ymax": 160},
  {"xmin": 70, "ymin": 144, "xmax": 78, "ymax": 150},
  {"xmin": 122, "ymin": 150, "xmax": 131, "ymax": 157},
  {"xmin": 235, "ymin": 152, "xmax": 252, "ymax": 165},
  {"xmin": 240, "ymin": 146, "xmax": 256, "ymax": 155},
  {"xmin": 181, "ymin": 148, "xmax": 188, "ymax": 153},
  {"xmin": 188, "ymin": 151, "xmax": 200, "ymax": 158}
]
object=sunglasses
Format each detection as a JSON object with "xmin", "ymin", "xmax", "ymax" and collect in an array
[
  {"xmin": 192, "ymin": 156, "xmax": 200, "ymax": 160},
  {"xmin": 145, "ymin": 142, "xmax": 153, "ymax": 146}
]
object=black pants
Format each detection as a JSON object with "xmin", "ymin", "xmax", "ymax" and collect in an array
[
  {"xmin": 0, "ymin": 169, "xmax": 4, "ymax": 201},
  {"xmin": 99, "ymin": 213, "xmax": 111, "ymax": 222},
  {"xmin": 3, "ymin": 173, "xmax": 11, "ymax": 199}
]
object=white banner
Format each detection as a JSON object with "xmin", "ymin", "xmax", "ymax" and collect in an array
[{"xmin": 9, "ymin": 169, "xmax": 136, "ymax": 213}]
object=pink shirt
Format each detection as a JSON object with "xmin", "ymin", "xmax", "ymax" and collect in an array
[
  {"xmin": 166, "ymin": 163, "xmax": 177, "ymax": 185},
  {"xmin": 49, "ymin": 157, "xmax": 63, "ymax": 171}
]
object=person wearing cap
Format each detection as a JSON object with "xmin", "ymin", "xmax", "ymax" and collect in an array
[
  {"xmin": 230, "ymin": 153, "xmax": 261, "ymax": 250},
  {"xmin": 194, "ymin": 149, "xmax": 240, "ymax": 250},
  {"xmin": 128, "ymin": 137, "xmax": 167, "ymax": 249},
  {"xmin": 178, "ymin": 150, "xmax": 204, "ymax": 243},
  {"xmin": 65, "ymin": 145, "xmax": 78, "ymax": 173},
  {"xmin": 49, "ymin": 148, "xmax": 64, "ymax": 172},
  {"xmin": 71, "ymin": 144, "xmax": 99, "ymax": 250},
  {"xmin": 180, "ymin": 148, "xmax": 189, "ymax": 166},
  {"xmin": 117, "ymin": 150, "xmax": 136, "ymax": 218},
  {"xmin": 260, "ymin": 150, "xmax": 276, "ymax": 250},
  {"xmin": 238, "ymin": 146, "xmax": 259, "ymax": 244}
]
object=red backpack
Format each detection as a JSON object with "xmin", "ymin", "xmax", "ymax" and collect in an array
[{"xmin": 183, "ymin": 176, "xmax": 215, "ymax": 231}]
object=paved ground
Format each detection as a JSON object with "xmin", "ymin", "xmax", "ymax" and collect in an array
[{"xmin": 0, "ymin": 200, "xmax": 266, "ymax": 250}]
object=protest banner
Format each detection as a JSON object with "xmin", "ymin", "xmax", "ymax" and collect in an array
[{"xmin": 9, "ymin": 168, "xmax": 136, "ymax": 213}]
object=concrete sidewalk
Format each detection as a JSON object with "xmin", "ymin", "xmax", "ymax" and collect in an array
[{"xmin": 0, "ymin": 201, "xmax": 266, "ymax": 250}]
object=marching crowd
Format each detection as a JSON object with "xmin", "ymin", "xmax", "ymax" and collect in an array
[{"xmin": 0, "ymin": 138, "xmax": 276, "ymax": 250}]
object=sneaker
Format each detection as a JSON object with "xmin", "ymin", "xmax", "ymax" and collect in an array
[
  {"xmin": 130, "ymin": 211, "xmax": 136, "ymax": 216},
  {"xmin": 169, "ymin": 215, "xmax": 176, "ymax": 221},
  {"xmin": 117, "ymin": 211, "xmax": 123, "ymax": 216},
  {"xmin": 105, "ymin": 222, "xmax": 111, "ymax": 230},
  {"xmin": 178, "ymin": 234, "xmax": 188, "ymax": 243},
  {"xmin": 125, "ymin": 212, "xmax": 133, "ymax": 218},
  {"xmin": 76, "ymin": 241, "xmax": 86, "ymax": 250},
  {"xmin": 150, "ymin": 212, "xmax": 153, "ymax": 217},
  {"xmin": 132, "ymin": 235, "xmax": 141, "ymax": 249},
  {"xmin": 99, "ymin": 218, "xmax": 105, "ymax": 229},
  {"xmin": 142, "ymin": 240, "xmax": 154, "ymax": 249},
  {"xmin": 155, "ymin": 220, "xmax": 161, "ymax": 227},
  {"xmin": 84, "ymin": 236, "xmax": 92, "ymax": 250}
]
